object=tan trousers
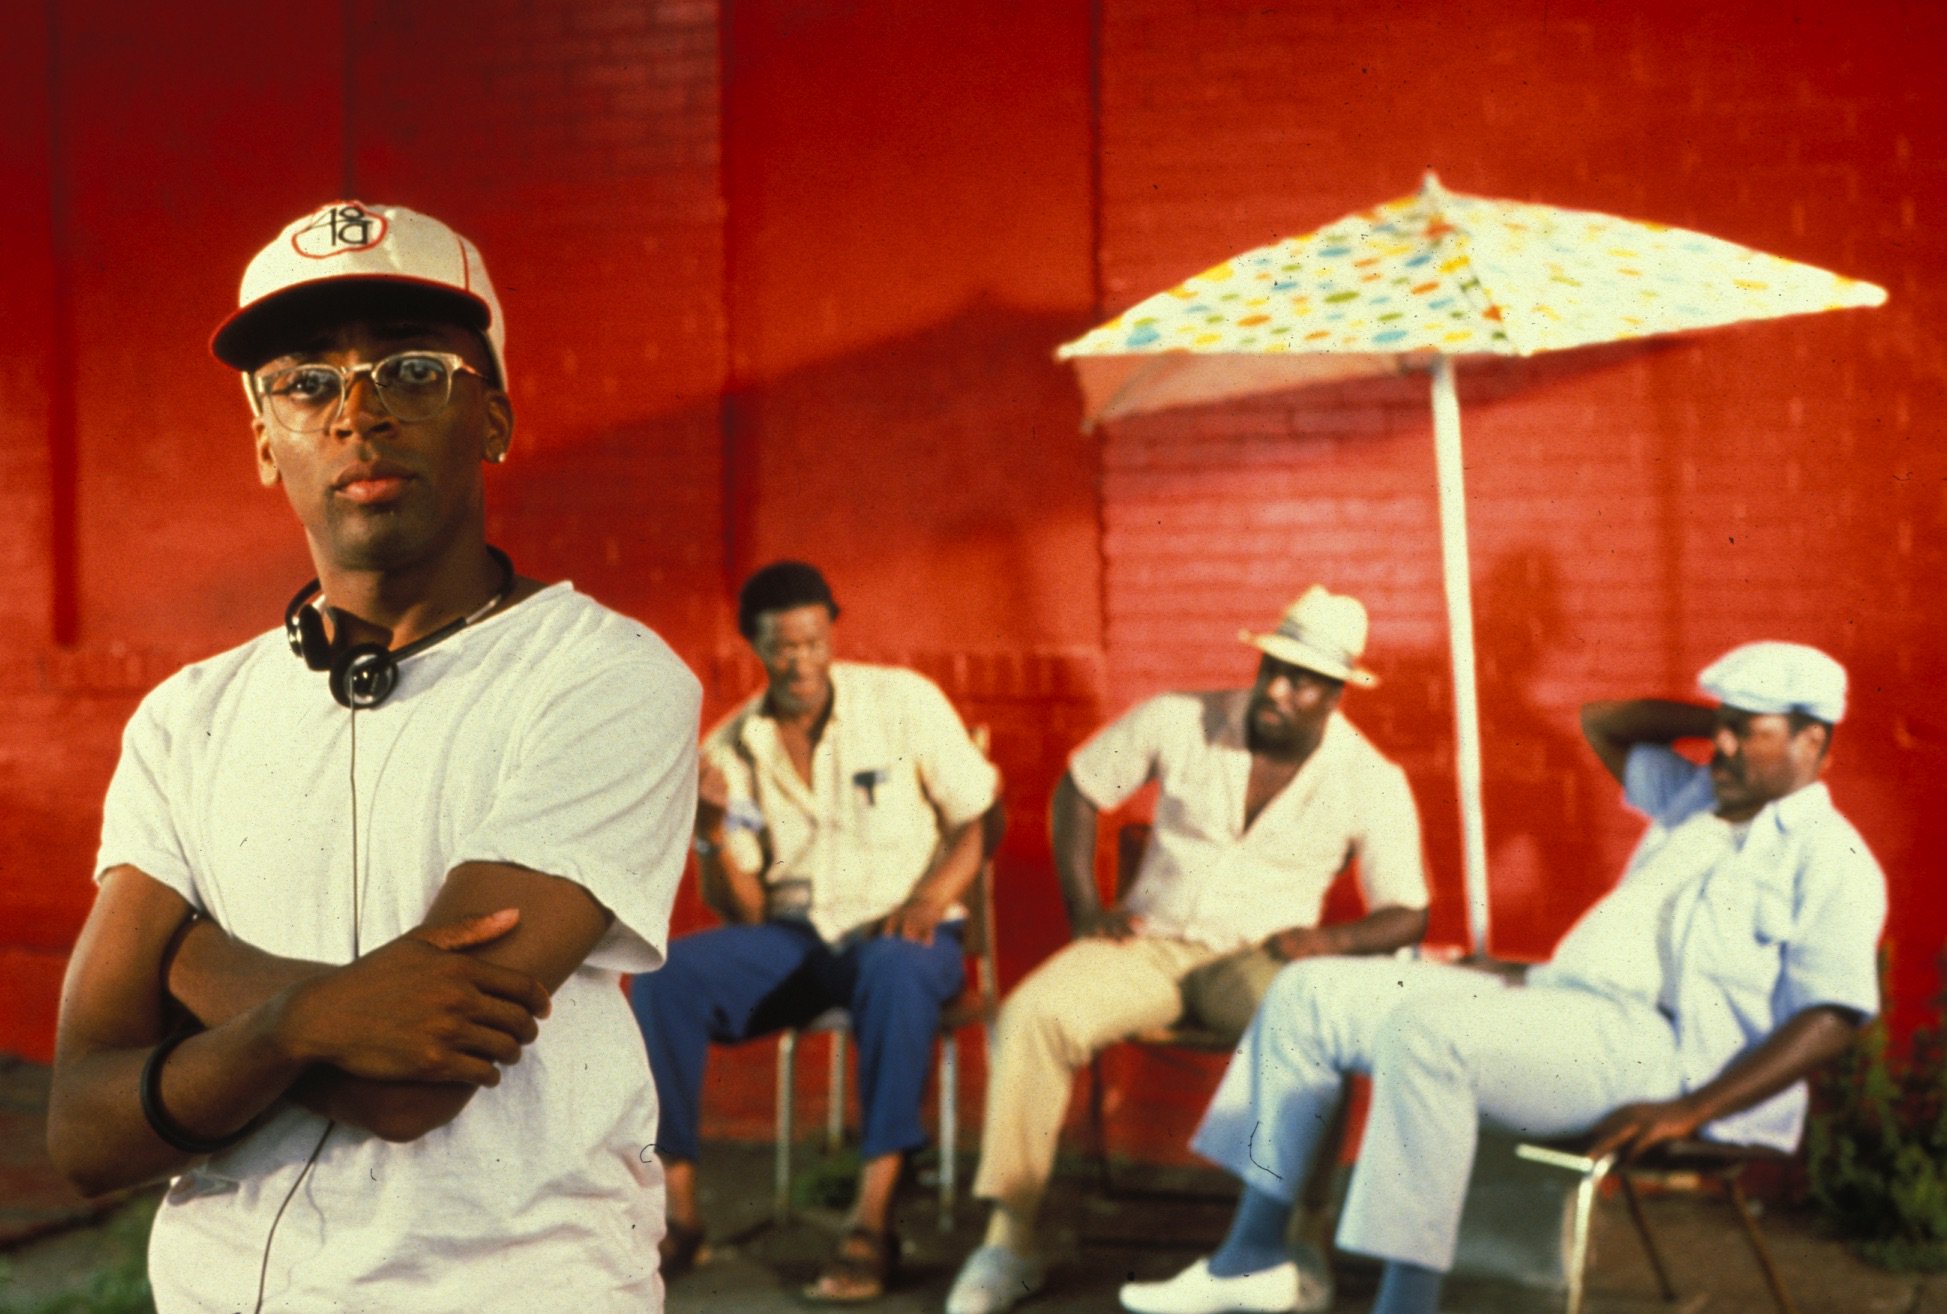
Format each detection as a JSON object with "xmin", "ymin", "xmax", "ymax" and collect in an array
[{"xmin": 971, "ymin": 935, "xmax": 1283, "ymax": 1216}]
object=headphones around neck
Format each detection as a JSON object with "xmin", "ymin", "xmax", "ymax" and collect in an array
[{"xmin": 283, "ymin": 547, "xmax": 516, "ymax": 709}]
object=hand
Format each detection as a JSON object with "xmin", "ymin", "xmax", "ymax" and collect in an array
[
  {"xmin": 1078, "ymin": 905, "xmax": 1141, "ymax": 942},
  {"xmin": 1265, "ymin": 926, "xmax": 1340, "ymax": 962},
  {"xmin": 880, "ymin": 897, "xmax": 948, "ymax": 945},
  {"xmin": 1458, "ymin": 954, "xmax": 1530, "ymax": 986},
  {"xmin": 1586, "ymin": 1098, "xmax": 1704, "ymax": 1162},
  {"xmin": 696, "ymin": 759, "xmax": 730, "ymax": 833},
  {"xmin": 275, "ymin": 910, "xmax": 551, "ymax": 1088}
]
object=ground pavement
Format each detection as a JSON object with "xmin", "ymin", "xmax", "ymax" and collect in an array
[{"xmin": 2, "ymin": 1057, "xmax": 1939, "ymax": 1313}]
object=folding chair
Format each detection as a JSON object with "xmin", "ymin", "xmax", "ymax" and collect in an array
[
  {"xmin": 1516, "ymin": 1137, "xmax": 1803, "ymax": 1314},
  {"xmin": 772, "ymin": 729, "xmax": 1002, "ymax": 1233}
]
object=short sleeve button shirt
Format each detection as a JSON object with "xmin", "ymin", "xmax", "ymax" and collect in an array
[
  {"xmin": 1067, "ymin": 690, "xmax": 1428, "ymax": 951},
  {"xmin": 707, "ymin": 662, "xmax": 998, "ymax": 943},
  {"xmin": 1533, "ymin": 745, "xmax": 1886, "ymax": 1150}
]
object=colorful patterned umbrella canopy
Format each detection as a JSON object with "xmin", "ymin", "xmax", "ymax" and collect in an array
[{"xmin": 1059, "ymin": 174, "xmax": 1886, "ymax": 952}]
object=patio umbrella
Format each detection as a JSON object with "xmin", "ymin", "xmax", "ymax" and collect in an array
[{"xmin": 1059, "ymin": 172, "xmax": 1885, "ymax": 953}]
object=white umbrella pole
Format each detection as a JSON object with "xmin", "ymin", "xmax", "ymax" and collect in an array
[{"xmin": 1429, "ymin": 356, "xmax": 1491, "ymax": 954}]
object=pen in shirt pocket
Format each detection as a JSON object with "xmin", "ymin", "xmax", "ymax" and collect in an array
[{"xmin": 852, "ymin": 768, "xmax": 889, "ymax": 805}]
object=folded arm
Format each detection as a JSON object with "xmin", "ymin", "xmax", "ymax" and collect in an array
[
  {"xmin": 48, "ymin": 865, "xmax": 556, "ymax": 1194},
  {"xmin": 1580, "ymin": 698, "xmax": 1718, "ymax": 784},
  {"xmin": 180, "ymin": 860, "xmax": 612, "ymax": 1144}
]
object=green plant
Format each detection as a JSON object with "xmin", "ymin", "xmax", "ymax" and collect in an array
[{"xmin": 1807, "ymin": 960, "xmax": 1947, "ymax": 1272}]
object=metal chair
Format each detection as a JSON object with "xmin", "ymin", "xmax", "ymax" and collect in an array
[
  {"xmin": 772, "ymin": 729, "xmax": 1002, "ymax": 1233},
  {"xmin": 1515, "ymin": 1137, "xmax": 1803, "ymax": 1314}
]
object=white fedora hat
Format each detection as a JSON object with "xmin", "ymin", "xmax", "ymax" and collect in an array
[{"xmin": 1240, "ymin": 585, "xmax": 1377, "ymax": 687}]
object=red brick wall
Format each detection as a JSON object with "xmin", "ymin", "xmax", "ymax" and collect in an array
[
  {"xmin": 1086, "ymin": 0, "xmax": 1947, "ymax": 1148},
  {"xmin": 0, "ymin": 0, "xmax": 727, "ymax": 1058},
  {"xmin": 3, "ymin": 1, "xmax": 1941, "ymax": 1170}
]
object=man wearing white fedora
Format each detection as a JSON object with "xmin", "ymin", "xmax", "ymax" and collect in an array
[{"xmin": 947, "ymin": 586, "xmax": 1429, "ymax": 1314}]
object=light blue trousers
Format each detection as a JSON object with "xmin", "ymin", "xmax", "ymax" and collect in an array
[{"xmin": 1190, "ymin": 958, "xmax": 1680, "ymax": 1271}]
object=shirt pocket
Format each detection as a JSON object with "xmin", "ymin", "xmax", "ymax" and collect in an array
[{"xmin": 846, "ymin": 760, "xmax": 918, "ymax": 849}]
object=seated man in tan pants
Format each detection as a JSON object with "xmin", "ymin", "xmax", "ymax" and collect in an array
[{"xmin": 945, "ymin": 586, "xmax": 1430, "ymax": 1314}]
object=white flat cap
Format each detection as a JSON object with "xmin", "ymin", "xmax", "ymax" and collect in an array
[{"xmin": 1698, "ymin": 642, "xmax": 1847, "ymax": 724}]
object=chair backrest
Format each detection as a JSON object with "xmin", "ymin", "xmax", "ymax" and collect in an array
[
  {"xmin": 960, "ymin": 726, "xmax": 1002, "ymax": 1020},
  {"xmin": 1115, "ymin": 821, "xmax": 1151, "ymax": 901}
]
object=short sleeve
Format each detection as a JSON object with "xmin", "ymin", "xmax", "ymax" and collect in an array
[
  {"xmin": 1350, "ymin": 761, "xmax": 1430, "ymax": 911},
  {"xmin": 1778, "ymin": 822, "xmax": 1886, "ymax": 1022},
  {"xmin": 1067, "ymin": 695, "xmax": 1171, "ymax": 811},
  {"xmin": 449, "ymin": 649, "xmax": 701, "ymax": 974},
  {"xmin": 1624, "ymin": 744, "xmax": 1714, "ymax": 826},
  {"xmin": 904, "ymin": 675, "xmax": 998, "ymax": 829},
  {"xmin": 95, "ymin": 678, "xmax": 200, "ymax": 907}
]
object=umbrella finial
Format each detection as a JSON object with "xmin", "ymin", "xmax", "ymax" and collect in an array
[{"xmin": 1421, "ymin": 169, "xmax": 1447, "ymax": 198}]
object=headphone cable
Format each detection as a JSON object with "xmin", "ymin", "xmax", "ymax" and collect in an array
[{"xmin": 251, "ymin": 707, "xmax": 362, "ymax": 1312}]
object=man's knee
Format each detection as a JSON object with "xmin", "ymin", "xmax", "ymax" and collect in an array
[
  {"xmin": 853, "ymin": 932, "xmax": 962, "ymax": 1005},
  {"xmin": 1372, "ymin": 1003, "xmax": 1467, "ymax": 1081}
]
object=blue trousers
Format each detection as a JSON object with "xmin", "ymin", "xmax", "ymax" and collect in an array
[{"xmin": 630, "ymin": 919, "xmax": 965, "ymax": 1162}]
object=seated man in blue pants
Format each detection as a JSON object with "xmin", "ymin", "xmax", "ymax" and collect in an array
[
  {"xmin": 632, "ymin": 560, "xmax": 1000, "ymax": 1303},
  {"xmin": 1120, "ymin": 642, "xmax": 1885, "ymax": 1314}
]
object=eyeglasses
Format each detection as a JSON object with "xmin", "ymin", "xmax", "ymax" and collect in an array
[{"xmin": 253, "ymin": 351, "xmax": 486, "ymax": 432}]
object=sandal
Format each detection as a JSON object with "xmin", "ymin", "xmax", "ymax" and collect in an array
[
  {"xmin": 802, "ymin": 1226, "xmax": 901, "ymax": 1303},
  {"xmin": 658, "ymin": 1218, "xmax": 710, "ymax": 1280}
]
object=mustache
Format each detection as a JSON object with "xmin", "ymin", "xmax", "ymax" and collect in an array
[{"xmin": 1711, "ymin": 754, "xmax": 1743, "ymax": 781}]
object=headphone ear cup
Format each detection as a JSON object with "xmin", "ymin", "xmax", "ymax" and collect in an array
[
  {"xmin": 330, "ymin": 644, "xmax": 398, "ymax": 710},
  {"xmin": 286, "ymin": 589, "xmax": 336, "ymax": 671}
]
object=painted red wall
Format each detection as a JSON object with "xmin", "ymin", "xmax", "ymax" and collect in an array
[{"xmin": 3, "ymin": 0, "xmax": 1941, "ymax": 1168}]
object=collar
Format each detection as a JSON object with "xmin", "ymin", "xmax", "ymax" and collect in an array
[
  {"xmin": 1223, "ymin": 690, "xmax": 1348, "ymax": 762},
  {"xmin": 744, "ymin": 662, "xmax": 850, "ymax": 746},
  {"xmin": 1763, "ymin": 779, "xmax": 1832, "ymax": 833}
]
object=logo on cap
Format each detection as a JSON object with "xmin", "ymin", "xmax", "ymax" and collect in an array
[{"xmin": 291, "ymin": 204, "xmax": 388, "ymax": 260}]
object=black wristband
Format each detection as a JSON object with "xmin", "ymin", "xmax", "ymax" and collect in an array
[
  {"xmin": 139, "ymin": 1027, "xmax": 252, "ymax": 1156},
  {"xmin": 156, "ymin": 909, "xmax": 202, "ymax": 1003}
]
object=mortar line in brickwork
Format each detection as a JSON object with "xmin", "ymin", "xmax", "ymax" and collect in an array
[
  {"xmin": 44, "ymin": 0, "xmax": 78, "ymax": 646},
  {"xmin": 339, "ymin": 0, "xmax": 357, "ymax": 195},
  {"xmin": 1086, "ymin": 0, "xmax": 1110, "ymax": 655}
]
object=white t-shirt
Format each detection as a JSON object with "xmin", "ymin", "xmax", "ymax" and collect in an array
[{"xmin": 95, "ymin": 583, "xmax": 699, "ymax": 1313}]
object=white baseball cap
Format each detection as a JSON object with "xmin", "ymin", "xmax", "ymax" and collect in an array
[
  {"xmin": 211, "ymin": 201, "xmax": 507, "ymax": 384},
  {"xmin": 1240, "ymin": 585, "xmax": 1378, "ymax": 687},
  {"xmin": 1698, "ymin": 641, "xmax": 1847, "ymax": 724}
]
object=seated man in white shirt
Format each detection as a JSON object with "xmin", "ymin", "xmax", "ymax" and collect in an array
[
  {"xmin": 947, "ymin": 585, "xmax": 1430, "ymax": 1314},
  {"xmin": 632, "ymin": 560, "xmax": 1001, "ymax": 1303},
  {"xmin": 1117, "ymin": 641, "xmax": 1885, "ymax": 1314}
]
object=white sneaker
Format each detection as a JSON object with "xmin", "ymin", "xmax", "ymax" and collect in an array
[
  {"xmin": 1117, "ymin": 1257, "xmax": 1301, "ymax": 1314},
  {"xmin": 945, "ymin": 1244, "xmax": 1046, "ymax": 1314}
]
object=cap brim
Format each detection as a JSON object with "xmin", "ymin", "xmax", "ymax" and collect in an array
[
  {"xmin": 1241, "ymin": 630, "xmax": 1378, "ymax": 688},
  {"xmin": 211, "ymin": 276, "xmax": 493, "ymax": 371}
]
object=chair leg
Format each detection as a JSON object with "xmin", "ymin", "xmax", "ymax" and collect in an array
[
  {"xmin": 1617, "ymin": 1171, "xmax": 1679, "ymax": 1302},
  {"xmin": 939, "ymin": 1033, "xmax": 958, "ymax": 1233},
  {"xmin": 777, "ymin": 1031, "xmax": 799, "ymax": 1224},
  {"xmin": 1562, "ymin": 1163, "xmax": 1604, "ymax": 1314},
  {"xmin": 827, "ymin": 1029, "xmax": 847, "ymax": 1153},
  {"xmin": 1725, "ymin": 1173, "xmax": 1802, "ymax": 1314},
  {"xmin": 1088, "ymin": 1054, "xmax": 1113, "ymax": 1193}
]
